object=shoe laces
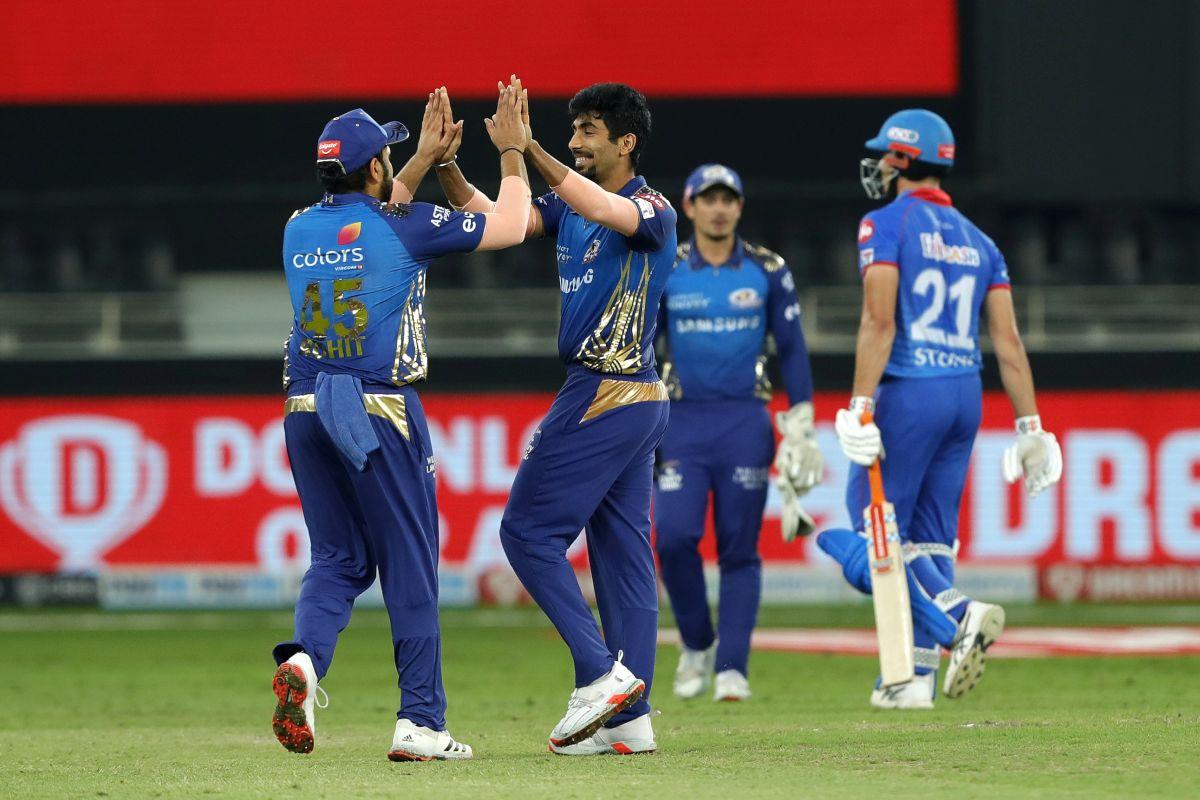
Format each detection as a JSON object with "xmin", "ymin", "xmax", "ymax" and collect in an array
[{"xmin": 314, "ymin": 685, "xmax": 330, "ymax": 709}]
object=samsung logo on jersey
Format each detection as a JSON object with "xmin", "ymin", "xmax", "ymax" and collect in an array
[
  {"xmin": 292, "ymin": 246, "xmax": 365, "ymax": 269},
  {"xmin": 560, "ymin": 269, "xmax": 594, "ymax": 294},
  {"xmin": 919, "ymin": 232, "xmax": 981, "ymax": 267},
  {"xmin": 675, "ymin": 316, "xmax": 761, "ymax": 334}
]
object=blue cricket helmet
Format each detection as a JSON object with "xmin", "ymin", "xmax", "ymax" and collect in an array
[{"xmin": 865, "ymin": 109, "xmax": 955, "ymax": 166}]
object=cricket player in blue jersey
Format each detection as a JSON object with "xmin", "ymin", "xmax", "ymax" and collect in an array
[
  {"xmin": 436, "ymin": 77, "xmax": 675, "ymax": 755},
  {"xmin": 654, "ymin": 164, "xmax": 822, "ymax": 703},
  {"xmin": 818, "ymin": 110, "xmax": 1063, "ymax": 709},
  {"xmin": 270, "ymin": 88, "xmax": 533, "ymax": 760}
]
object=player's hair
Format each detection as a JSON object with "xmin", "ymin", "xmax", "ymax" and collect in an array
[
  {"xmin": 900, "ymin": 160, "xmax": 950, "ymax": 182},
  {"xmin": 316, "ymin": 149, "xmax": 384, "ymax": 194},
  {"xmin": 568, "ymin": 83, "xmax": 652, "ymax": 168}
]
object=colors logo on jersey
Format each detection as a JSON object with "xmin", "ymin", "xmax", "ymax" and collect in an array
[
  {"xmin": 728, "ymin": 287, "xmax": 763, "ymax": 309},
  {"xmin": 317, "ymin": 140, "xmax": 341, "ymax": 158},
  {"xmin": 858, "ymin": 219, "xmax": 875, "ymax": 244},
  {"xmin": 337, "ymin": 222, "xmax": 362, "ymax": 245}
]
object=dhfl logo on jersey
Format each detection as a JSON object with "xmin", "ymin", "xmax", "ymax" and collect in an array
[
  {"xmin": 858, "ymin": 219, "xmax": 875, "ymax": 244},
  {"xmin": 0, "ymin": 416, "xmax": 167, "ymax": 570},
  {"xmin": 317, "ymin": 140, "xmax": 341, "ymax": 158},
  {"xmin": 337, "ymin": 222, "xmax": 362, "ymax": 245}
]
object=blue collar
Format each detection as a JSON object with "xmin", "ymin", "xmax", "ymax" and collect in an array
[
  {"xmin": 687, "ymin": 236, "xmax": 744, "ymax": 270},
  {"xmin": 321, "ymin": 191, "xmax": 380, "ymax": 206},
  {"xmin": 616, "ymin": 175, "xmax": 647, "ymax": 198}
]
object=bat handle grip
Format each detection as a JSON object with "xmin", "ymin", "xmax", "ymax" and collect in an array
[{"xmin": 861, "ymin": 409, "xmax": 886, "ymax": 505}]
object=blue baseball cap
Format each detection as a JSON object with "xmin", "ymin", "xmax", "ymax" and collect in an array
[
  {"xmin": 316, "ymin": 108, "xmax": 409, "ymax": 174},
  {"xmin": 683, "ymin": 163, "xmax": 744, "ymax": 202},
  {"xmin": 865, "ymin": 109, "xmax": 955, "ymax": 166}
]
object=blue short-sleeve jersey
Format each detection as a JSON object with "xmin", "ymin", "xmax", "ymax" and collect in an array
[
  {"xmin": 857, "ymin": 188, "xmax": 1010, "ymax": 379},
  {"xmin": 659, "ymin": 238, "xmax": 813, "ymax": 404},
  {"xmin": 536, "ymin": 176, "xmax": 678, "ymax": 375},
  {"xmin": 282, "ymin": 191, "xmax": 485, "ymax": 388}
]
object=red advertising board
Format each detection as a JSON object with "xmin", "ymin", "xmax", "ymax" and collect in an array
[
  {"xmin": 2, "ymin": 1, "xmax": 957, "ymax": 103},
  {"xmin": 1, "ymin": 391, "xmax": 1198, "ymax": 590}
]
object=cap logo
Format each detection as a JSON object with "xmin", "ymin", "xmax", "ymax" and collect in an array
[
  {"xmin": 318, "ymin": 140, "xmax": 342, "ymax": 158},
  {"xmin": 937, "ymin": 144, "xmax": 956, "ymax": 160},
  {"xmin": 702, "ymin": 165, "xmax": 736, "ymax": 183},
  {"xmin": 886, "ymin": 126, "xmax": 920, "ymax": 143},
  {"xmin": 337, "ymin": 222, "xmax": 362, "ymax": 245}
]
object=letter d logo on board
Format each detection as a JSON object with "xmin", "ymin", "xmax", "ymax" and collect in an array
[{"xmin": 0, "ymin": 416, "xmax": 167, "ymax": 570}]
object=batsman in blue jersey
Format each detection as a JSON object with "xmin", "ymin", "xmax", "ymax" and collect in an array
[
  {"xmin": 818, "ymin": 110, "xmax": 1064, "ymax": 709},
  {"xmin": 436, "ymin": 78, "xmax": 674, "ymax": 755},
  {"xmin": 654, "ymin": 164, "xmax": 822, "ymax": 703},
  {"xmin": 270, "ymin": 88, "xmax": 533, "ymax": 760}
]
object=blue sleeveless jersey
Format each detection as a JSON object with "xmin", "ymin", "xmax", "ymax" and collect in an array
[
  {"xmin": 281, "ymin": 191, "xmax": 484, "ymax": 388},
  {"xmin": 534, "ymin": 176, "xmax": 677, "ymax": 375},
  {"xmin": 857, "ymin": 188, "xmax": 1010, "ymax": 379},
  {"xmin": 659, "ymin": 238, "xmax": 812, "ymax": 405}
]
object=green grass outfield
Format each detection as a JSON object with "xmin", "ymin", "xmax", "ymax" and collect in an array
[{"xmin": 3, "ymin": 603, "xmax": 1198, "ymax": 799}]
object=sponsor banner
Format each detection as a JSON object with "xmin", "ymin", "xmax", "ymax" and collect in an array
[
  {"xmin": 0, "ymin": 390, "xmax": 1197, "ymax": 605},
  {"xmin": 0, "ymin": 573, "xmax": 99, "ymax": 607},
  {"xmin": 1040, "ymin": 564, "xmax": 1200, "ymax": 602},
  {"xmin": 2, "ymin": 1, "xmax": 957, "ymax": 103}
]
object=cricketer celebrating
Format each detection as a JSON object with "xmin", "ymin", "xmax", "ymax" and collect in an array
[
  {"xmin": 818, "ymin": 110, "xmax": 1063, "ymax": 709},
  {"xmin": 654, "ymin": 164, "xmax": 821, "ymax": 702},
  {"xmin": 271, "ymin": 89, "xmax": 531, "ymax": 760},
  {"xmin": 435, "ymin": 78, "xmax": 676, "ymax": 755}
]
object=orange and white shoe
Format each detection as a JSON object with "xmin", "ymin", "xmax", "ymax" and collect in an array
[
  {"xmin": 548, "ymin": 653, "xmax": 645, "ymax": 748},
  {"xmin": 387, "ymin": 718, "xmax": 473, "ymax": 762},
  {"xmin": 550, "ymin": 713, "xmax": 656, "ymax": 756},
  {"xmin": 271, "ymin": 652, "xmax": 327, "ymax": 754}
]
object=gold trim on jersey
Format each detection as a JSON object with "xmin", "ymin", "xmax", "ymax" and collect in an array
[
  {"xmin": 580, "ymin": 378, "xmax": 669, "ymax": 423},
  {"xmin": 391, "ymin": 273, "xmax": 429, "ymax": 386},
  {"xmin": 575, "ymin": 252, "xmax": 652, "ymax": 374},
  {"xmin": 284, "ymin": 392, "xmax": 410, "ymax": 440}
]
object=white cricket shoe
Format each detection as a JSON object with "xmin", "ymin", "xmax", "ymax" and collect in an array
[
  {"xmin": 713, "ymin": 669, "xmax": 751, "ymax": 702},
  {"xmin": 272, "ymin": 652, "xmax": 327, "ymax": 754},
  {"xmin": 944, "ymin": 601, "xmax": 1006, "ymax": 699},
  {"xmin": 673, "ymin": 643, "xmax": 715, "ymax": 699},
  {"xmin": 549, "ymin": 713, "xmax": 657, "ymax": 756},
  {"xmin": 870, "ymin": 671, "xmax": 935, "ymax": 710},
  {"xmin": 548, "ymin": 653, "xmax": 645, "ymax": 748},
  {"xmin": 387, "ymin": 718, "xmax": 474, "ymax": 762}
]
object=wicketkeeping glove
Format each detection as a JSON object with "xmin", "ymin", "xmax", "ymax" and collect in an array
[
  {"xmin": 1002, "ymin": 415, "xmax": 1063, "ymax": 497},
  {"xmin": 777, "ymin": 477, "xmax": 816, "ymax": 542},
  {"xmin": 773, "ymin": 401, "xmax": 823, "ymax": 495},
  {"xmin": 835, "ymin": 396, "xmax": 883, "ymax": 466}
]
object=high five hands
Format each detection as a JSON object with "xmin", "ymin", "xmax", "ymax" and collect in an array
[{"xmin": 486, "ymin": 80, "xmax": 529, "ymax": 154}]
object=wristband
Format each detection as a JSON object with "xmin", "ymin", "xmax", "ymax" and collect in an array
[
  {"xmin": 435, "ymin": 156, "xmax": 457, "ymax": 168},
  {"xmin": 499, "ymin": 146, "xmax": 525, "ymax": 157},
  {"xmin": 1015, "ymin": 415, "xmax": 1043, "ymax": 435},
  {"xmin": 849, "ymin": 396, "xmax": 875, "ymax": 415}
]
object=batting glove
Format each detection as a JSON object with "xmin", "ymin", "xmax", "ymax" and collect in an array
[
  {"xmin": 835, "ymin": 396, "xmax": 883, "ymax": 466},
  {"xmin": 1002, "ymin": 415, "xmax": 1063, "ymax": 497}
]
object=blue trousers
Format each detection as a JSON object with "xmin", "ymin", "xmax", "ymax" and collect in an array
[
  {"xmin": 500, "ymin": 366, "xmax": 669, "ymax": 726},
  {"xmin": 653, "ymin": 400, "xmax": 774, "ymax": 676},
  {"xmin": 838, "ymin": 373, "xmax": 982, "ymax": 665},
  {"xmin": 272, "ymin": 384, "xmax": 447, "ymax": 731}
]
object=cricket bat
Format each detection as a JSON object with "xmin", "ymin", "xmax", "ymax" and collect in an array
[{"xmin": 862, "ymin": 410, "xmax": 915, "ymax": 686}]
